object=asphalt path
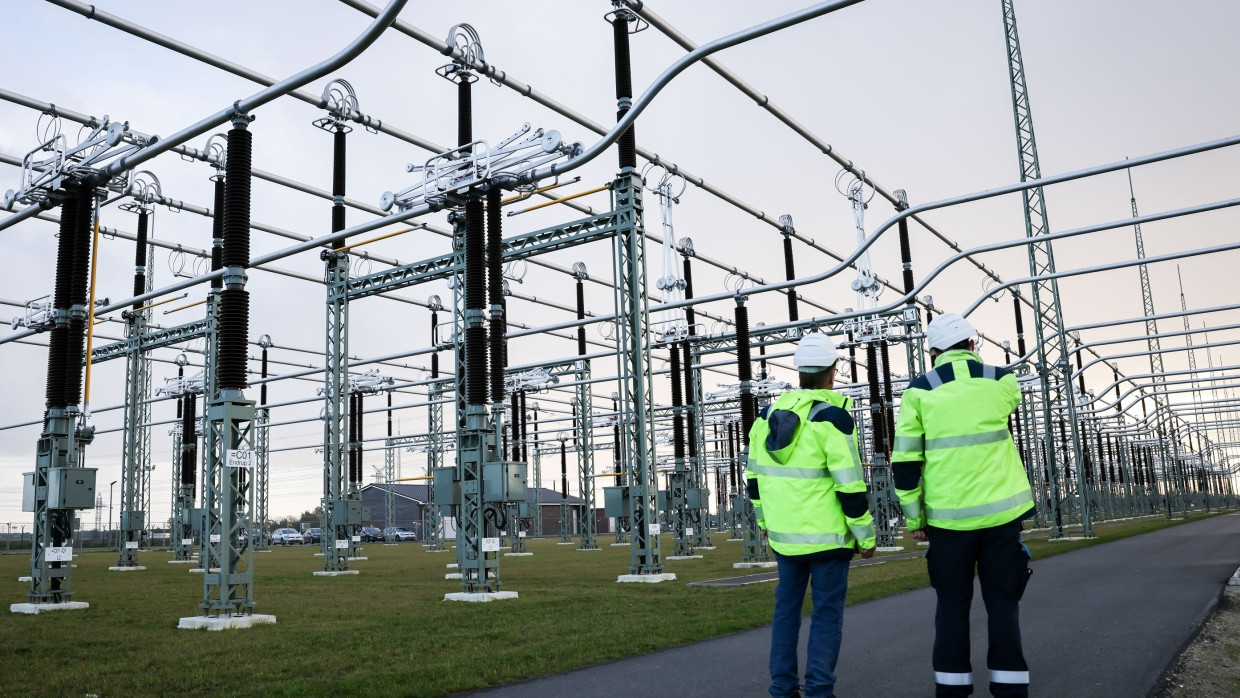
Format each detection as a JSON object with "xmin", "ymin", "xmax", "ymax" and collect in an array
[{"xmin": 469, "ymin": 513, "xmax": 1240, "ymax": 697}]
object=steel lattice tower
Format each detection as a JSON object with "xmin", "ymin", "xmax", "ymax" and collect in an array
[{"xmin": 1000, "ymin": 0, "xmax": 1093, "ymax": 536}]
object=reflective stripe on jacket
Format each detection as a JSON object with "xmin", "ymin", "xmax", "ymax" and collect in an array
[
  {"xmin": 892, "ymin": 349, "xmax": 1033, "ymax": 531},
  {"xmin": 745, "ymin": 388, "xmax": 876, "ymax": 555}
]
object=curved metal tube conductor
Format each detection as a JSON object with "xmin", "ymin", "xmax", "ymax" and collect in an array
[
  {"xmin": 514, "ymin": 0, "xmax": 866, "ymax": 185},
  {"xmin": 0, "ymin": 0, "xmax": 408, "ymax": 232}
]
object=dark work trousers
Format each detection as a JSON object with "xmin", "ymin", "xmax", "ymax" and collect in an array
[{"xmin": 926, "ymin": 518, "xmax": 1031, "ymax": 698}]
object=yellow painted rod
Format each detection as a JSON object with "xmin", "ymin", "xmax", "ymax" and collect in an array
[
  {"xmin": 512, "ymin": 184, "xmax": 609, "ymax": 215},
  {"xmin": 393, "ymin": 475, "xmax": 435, "ymax": 482},
  {"xmin": 163, "ymin": 298, "xmax": 207, "ymax": 315},
  {"xmin": 129, "ymin": 293, "xmax": 189, "ymax": 314},
  {"xmin": 590, "ymin": 472, "xmax": 625, "ymax": 478},
  {"xmin": 499, "ymin": 179, "xmax": 574, "ymax": 206},
  {"xmin": 333, "ymin": 226, "xmax": 416, "ymax": 253}
]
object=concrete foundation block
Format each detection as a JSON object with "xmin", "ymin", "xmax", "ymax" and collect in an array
[
  {"xmin": 312, "ymin": 570, "xmax": 360, "ymax": 577},
  {"xmin": 167, "ymin": 560, "xmax": 196, "ymax": 564},
  {"xmin": 347, "ymin": 557, "xmax": 368, "ymax": 561},
  {"xmin": 17, "ymin": 576, "xmax": 31, "ymax": 582},
  {"xmin": 11, "ymin": 601, "xmax": 89, "ymax": 614},
  {"xmin": 692, "ymin": 546, "xmax": 717, "ymax": 551},
  {"xmin": 444, "ymin": 591, "xmax": 518, "ymax": 603},
  {"xmin": 610, "ymin": 542, "xmax": 629, "ymax": 547},
  {"xmin": 733, "ymin": 561, "xmax": 778, "ymax": 569},
  {"xmin": 504, "ymin": 552, "xmax": 533, "ymax": 557},
  {"xmin": 876, "ymin": 546, "xmax": 905, "ymax": 553},
  {"xmin": 667, "ymin": 555, "xmax": 704, "ymax": 561},
  {"xmin": 446, "ymin": 563, "xmax": 458, "ymax": 569},
  {"xmin": 616, "ymin": 573, "xmax": 678, "ymax": 584},
  {"xmin": 178, "ymin": 614, "xmax": 277, "ymax": 630},
  {"xmin": 108, "ymin": 566, "xmax": 147, "ymax": 572},
  {"xmin": 445, "ymin": 573, "xmax": 463, "ymax": 580},
  {"xmin": 576, "ymin": 548, "xmax": 602, "ymax": 552}
]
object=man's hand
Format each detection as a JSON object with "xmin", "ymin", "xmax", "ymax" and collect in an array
[
  {"xmin": 909, "ymin": 528, "xmax": 928, "ymax": 542},
  {"xmin": 859, "ymin": 545, "xmax": 876, "ymax": 560}
]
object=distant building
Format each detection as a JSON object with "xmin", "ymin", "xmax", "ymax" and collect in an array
[{"xmin": 359, "ymin": 483, "xmax": 609, "ymax": 537}]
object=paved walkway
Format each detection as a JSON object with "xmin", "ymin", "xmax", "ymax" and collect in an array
[{"xmin": 471, "ymin": 513, "xmax": 1240, "ymax": 697}]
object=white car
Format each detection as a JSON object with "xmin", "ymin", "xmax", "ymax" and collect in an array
[
  {"xmin": 384, "ymin": 526, "xmax": 417, "ymax": 541},
  {"xmin": 271, "ymin": 528, "xmax": 304, "ymax": 545}
]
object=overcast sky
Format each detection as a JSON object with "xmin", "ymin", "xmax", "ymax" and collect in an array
[{"xmin": 1, "ymin": 0, "xmax": 1237, "ymax": 528}]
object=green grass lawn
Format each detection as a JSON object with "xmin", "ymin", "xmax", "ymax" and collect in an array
[{"xmin": 0, "ymin": 512, "xmax": 1219, "ymax": 697}]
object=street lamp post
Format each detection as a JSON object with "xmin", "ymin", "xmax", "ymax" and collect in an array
[{"xmin": 109, "ymin": 480, "xmax": 117, "ymax": 551}]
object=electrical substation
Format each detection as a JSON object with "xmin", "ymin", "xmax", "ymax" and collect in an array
[{"xmin": 1, "ymin": 0, "xmax": 1238, "ymax": 693}]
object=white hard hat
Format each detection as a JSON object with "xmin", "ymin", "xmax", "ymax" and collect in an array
[
  {"xmin": 793, "ymin": 333, "xmax": 839, "ymax": 372},
  {"xmin": 926, "ymin": 313, "xmax": 976, "ymax": 351}
]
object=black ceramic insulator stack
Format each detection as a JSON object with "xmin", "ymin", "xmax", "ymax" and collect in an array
[
  {"xmin": 612, "ymin": 398, "xmax": 621, "ymax": 466},
  {"xmin": 1057, "ymin": 419, "xmax": 1072, "ymax": 479},
  {"xmin": 782, "ymin": 235, "xmax": 797, "ymax": 322},
  {"xmin": 1013, "ymin": 296, "xmax": 1026, "ymax": 358},
  {"xmin": 866, "ymin": 343, "xmax": 887, "ymax": 458},
  {"xmin": 1075, "ymin": 350, "xmax": 1086, "ymax": 395},
  {"xmin": 332, "ymin": 126, "xmax": 347, "ymax": 246},
  {"xmin": 576, "ymin": 279, "xmax": 586, "ymax": 356},
  {"xmin": 430, "ymin": 310, "xmax": 439, "ymax": 379},
  {"xmin": 847, "ymin": 331, "xmax": 858, "ymax": 384},
  {"xmin": 211, "ymin": 178, "xmax": 224, "ymax": 289},
  {"xmin": 683, "ymin": 342, "xmax": 696, "ymax": 460},
  {"xmin": 520, "ymin": 392, "xmax": 529, "ymax": 462},
  {"xmin": 218, "ymin": 124, "xmax": 252, "ymax": 391},
  {"xmin": 45, "ymin": 187, "xmax": 78, "ymax": 411},
  {"xmin": 64, "ymin": 184, "xmax": 92, "ymax": 408},
  {"xmin": 671, "ymin": 345, "xmax": 686, "ymax": 462},
  {"xmin": 880, "ymin": 341, "xmax": 895, "ymax": 451},
  {"xmin": 726, "ymin": 421, "xmax": 737, "ymax": 489},
  {"xmin": 682, "ymin": 257, "xmax": 697, "ymax": 460},
  {"xmin": 458, "ymin": 79, "xmax": 472, "ymax": 146},
  {"xmin": 464, "ymin": 195, "xmax": 487, "ymax": 407},
  {"xmin": 487, "ymin": 186, "xmax": 505, "ymax": 405},
  {"xmin": 1113, "ymin": 370, "xmax": 1122, "ymax": 413},
  {"xmin": 217, "ymin": 292, "xmax": 249, "ymax": 391},
  {"xmin": 735, "ymin": 303, "xmax": 755, "ymax": 441},
  {"xmin": 260, "ymin": 347, "xmax": 268, "ymax": 406},
  {"xmin": 133, "ymin": 211, "xmax": 148, "ymax": 309},
  {"xmin": 560, "ymin": 441, "xmax": 568, "ymax": 498},
  {"xmin": 387, "ymin": 392, "xmax": 392, "ymax": 439},
  {"xmin": 181, "ymin": 394, "xmax": 197, "ymax": 488},
  {"xmin": 612, "ymin": 12, "xmax": 636, "ymax": 170},
  {"xmin": 1101, "ymin": 428, "xmax": 1111, "ymax": 483},
  {"xmin": 355, "ymin": 393, "xmax": 364, "ymax": 483},
  {"xmin": 1080, "ymin": 423, "xmax": 1093, "ymax": 483},
  {"xmin": 510, "ymin": 391, "xmax": 520, "ymax": 460},
  {"xmin": 898, "ymin": 216, "xmax": 915, "ymax": 295}
]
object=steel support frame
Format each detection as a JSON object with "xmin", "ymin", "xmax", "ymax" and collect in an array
[
  {"xmin": 116, "ymin": 312, "xmax": 152, "ymax": 567},
  {"xmin": 198, "ymin": 389, "xmax": 256, "ymax": 616},
  {"xmin": 321, "ymin": 253, "xmax": 352, "ymax": 571},
  {"xmin": 611, "ymin": 172, "xmax": 662, "ymax": 576}
]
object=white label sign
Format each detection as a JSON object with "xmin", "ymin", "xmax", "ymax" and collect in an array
[
  {"xmin": 481, "ymin": 537, "xmax": 501, "ymax": 552},
  {"xmin": 686, "ymin": 527, "xmax": 694, "ymax": 536},
  {"xmin": 335, "ymin": 539, "xmax": 349, "ymax": 549},
  {"xmin": 125, "ymin": 541, "xmax": 139, "ymax": 549},
  {"xmin": 351, "ymin": 535, "xmax": 361, "ymax": 542},
  {"xmin": 517, "ymin": 531, "xmax": 526, "ymax": 538},
  {"xmin": 225, "ymin": 448, "xmax": 255, "ymax": 469},
  {"xmin": 181, "ymin": 538, "xmax": 194, "ymax": 546},
  {"xmin": 649, "ymin": 523, "xmax": 662, "ymax": 536},
  {"xmin": 45, "ymin": 546, "xmax": 72, "ymax": 562},
  {"xmin": 210, "ymin": 534, "xmax": 221, "ymax": 543}
]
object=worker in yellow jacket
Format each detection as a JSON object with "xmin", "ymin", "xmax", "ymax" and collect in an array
[
  {"xmin": 747, "ymin": 333, "xmax": 876, "ymax": 698},
  {"xmin": 893, "ymin": 313, "xmax": 1034, "ymax": 698}
]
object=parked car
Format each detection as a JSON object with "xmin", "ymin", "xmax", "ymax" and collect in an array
[
  {"xmin": 383, "ymin": 526, "xmax": 417, "ymax": 542},
  {"xmin": 271, "ymin": 528, "xmax": 303, "ymax": 545},
  {"xmin": 302, "ymin": 527, "xmax": 323, "ymax": 545},
  {"xmin": 360, "ymin": 526, "xmax": 384, "ymax": 542}
]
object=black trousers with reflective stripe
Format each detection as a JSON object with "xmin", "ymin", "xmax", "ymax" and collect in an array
[{"xmin": 927, "ymin": 518, "xmax": 1031, "ymax": 698}]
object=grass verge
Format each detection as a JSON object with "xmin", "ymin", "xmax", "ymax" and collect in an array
[{"xmin": 0, "ymin": 512, "xmax": 1219, "ymax": 696}]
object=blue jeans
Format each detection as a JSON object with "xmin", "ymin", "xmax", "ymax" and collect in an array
[{"xmin": 770, "ymin": 550, "xmax": 850, "ymax": 698}]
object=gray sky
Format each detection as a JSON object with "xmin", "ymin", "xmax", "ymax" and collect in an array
[{"xmin": 1, "ymin": 0, "xmax": 1238, "ymax": 527}]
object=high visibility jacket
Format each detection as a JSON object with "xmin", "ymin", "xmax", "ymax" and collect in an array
[
  {"xmin": 745, "ymin": 388, "xmax": 877, "ymax": 555},
  {"xmin": 892, "ymin": 349, "xmax": 1033, "ymax": 531}
]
